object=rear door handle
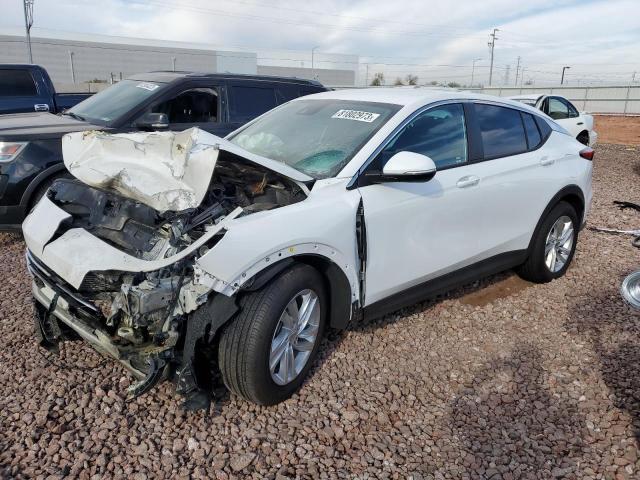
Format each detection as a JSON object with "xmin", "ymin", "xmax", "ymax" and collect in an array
[
  {"xmin": 577, "ymin": 122, "xmax": 584, "ymax": 125},
  {"xmin": 456, "ymin": 175, "xmax": 480, "ymax": 188},
  {"xmin": 540, "ymin": 156, "xmax": 555, "ymax": 166}
]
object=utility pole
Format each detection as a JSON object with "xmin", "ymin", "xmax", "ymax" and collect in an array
[
  {"xmin": 514, "ymin": 56, "xmax": 521, "ymax": 86},
  {"xmin": 504, "ymin": 64, "xmax": 510, "ymax": 86},
  {"xmin": 365, "ymin": 63, "xmax": 369, "ymax": 86},
  {"xmin": 311, "ymin": 46, "xmax": 319, "ymax": 80},
  {"xmin": 68, "ymin": 51, "xmax": 75, "ymax": 84},
  {"xmin": 520, "ymin": 67, "xmax": 525, "ymax": 86},
  {"xmin": 23, "ymin": 0, "xmax": 34, "ymax": 63},
  {"xmin": 171, "ymin": 57, "xmax": 176, "ymax": 71},
  {"xmin": 632, "ymin": 71, "xmax": 637, "ymax": 84},
  {"xmin": 471, "ymin": 58, "xmax": 482, "ymax": 87},
  {"xmin": 561, "ymin": 66, "xmax": 571, "ymax": 85},
  {"xmin": 487, "ymin": 28, "xmax": 499, "ymax": 86}
]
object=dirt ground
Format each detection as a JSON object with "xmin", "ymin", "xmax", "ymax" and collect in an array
[
  {"xmin": 1, "ymin": 142, "xmax": 640, "ymax": 479},
  {"xmin": 595, "ymin": 115, "xmax": 640, "ymax": 146}
]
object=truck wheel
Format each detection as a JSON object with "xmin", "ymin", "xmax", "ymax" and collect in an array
[
  {"xmin": 517, "ymin": 201, "xmax": 578, "ymax": 283},
  {"xmin": 218, "ymin": 263, "xmax": 327, "ymax": 405}
]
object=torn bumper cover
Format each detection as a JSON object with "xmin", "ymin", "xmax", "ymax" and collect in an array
[{"xmin": 23, "ymin": 127, "xmax": 310, "ymax": 402}]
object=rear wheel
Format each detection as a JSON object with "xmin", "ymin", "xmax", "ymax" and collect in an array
[
  {"xmin": 218, "ymin": 263, "xmax": 326, "ymax": 405},
  {"xmin": 517, "ymin": 201, "xmax": 578, "ymax": 283}
]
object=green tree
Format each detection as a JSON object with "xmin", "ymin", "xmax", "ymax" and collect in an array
[
  {"xmin": 370, "ymin": 72, "xmax": 385, "ymax": 86},
  {"xmin": 393, "ymin": 77, "xmax": 404, "ymax": 86},
  {"xmin": 447, "ymin": 81, "xmax": 461, "ymax": 88}
]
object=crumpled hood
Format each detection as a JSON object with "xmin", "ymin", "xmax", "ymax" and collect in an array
[{"xmin": 62, "ymin": 127, "xmax": 313, "ymax": 212}]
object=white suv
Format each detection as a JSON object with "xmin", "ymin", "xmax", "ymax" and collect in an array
[{"xmin": 23, "ymin": 88, "xmax": 593, "ymax": 407}]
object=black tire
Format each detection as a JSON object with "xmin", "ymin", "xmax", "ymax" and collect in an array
[
  {"xmin": 577, "ymin": 131, "xmax": 590, "ymax": 146},
  {"xmin": 517, "ymin": 201, "xmax": 579, "ymax": 283},
  {"xmin": 218, "ymin": 263, "xmax": 327, "ymax": 405}
]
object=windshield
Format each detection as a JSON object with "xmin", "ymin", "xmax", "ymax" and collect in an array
[
  {"xmin": 67, "ymin": 80, "xmax": 166, "ymax": 124},
  {"xmin": 228, "ymin": 99, "xmax": 401, "ymax": 178}
]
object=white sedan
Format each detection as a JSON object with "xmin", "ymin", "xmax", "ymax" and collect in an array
[
  {"xmin": 510, "ymin": 94, "xmax": 597, "ymax": 146},
  {"xmin": 23, "ymin": 88, "xmax": 593, "ymax": 407}
]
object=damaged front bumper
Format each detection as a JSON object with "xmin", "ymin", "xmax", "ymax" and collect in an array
[{"xmin": 28, "ymin": 250, "xmax": 177, "ymax": 396}]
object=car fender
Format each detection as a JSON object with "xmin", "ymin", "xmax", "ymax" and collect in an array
[
  {"xmin": 20, "ymin": 162, "xmax": 67, "ymax": 207},
  {"xmin": 194, "ymin": 178, "xmax": 362, "ymax": 303}
]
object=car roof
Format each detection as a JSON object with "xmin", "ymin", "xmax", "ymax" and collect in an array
[
  {"xmin": 127, "ymin": 71, "xmax": 325, "ymax": 87},
  {"xmin": 297, "ymin": 87, "xmax": 542, "ymax": 112}
]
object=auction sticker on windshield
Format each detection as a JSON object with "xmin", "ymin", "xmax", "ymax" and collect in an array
[
  {"xmin": 332, "ymin": 109, "xmax": 381, "ymax": 123},
  {"xmin": 136, "ymin": 82, "xmax": 160, "ymax": 91}
]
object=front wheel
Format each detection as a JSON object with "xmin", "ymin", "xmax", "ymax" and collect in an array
[
  {"xmin": 517, "ymin": 201, "xmax": 579, "ymax": 283},
  {"xmin": 218, "ymin": 263, "xmax": 327, "ymax": 405}
]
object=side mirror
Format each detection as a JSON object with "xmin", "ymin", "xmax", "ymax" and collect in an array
[
  {"xmin": 136, "ymin": 112, "xmax": 169, "ymax": 131},
  {"xmin": 367, "ymin": 151, "xmax": 437, "ymax": 183}
]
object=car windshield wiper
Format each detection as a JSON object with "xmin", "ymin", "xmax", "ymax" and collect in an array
[{"xmin": 62, "ymin": 111, "xmax": 87, "ymax": 122}]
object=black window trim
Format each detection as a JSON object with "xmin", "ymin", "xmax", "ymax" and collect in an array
[{"xmin": 470, "ymin": 100, "xmax": 551, "ymax": 163}]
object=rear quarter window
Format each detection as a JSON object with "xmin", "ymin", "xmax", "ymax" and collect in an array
[
  {"xmin": 521, "ymin": 112, "xmax": 542, "ymax": 149},
  {"xmin": 475, "ymin": 104, "xmax": 528, "ymax": 159},
  {"xmin": 0, "ymin": 69, "xmax": 38, "ymax": 97},
  {"xmin": 230, "ymin": 85, "xmax": 277, "ymax": 121},
  {"xmin": 534, "ymin": 115, "xmax": 553, "ymax": 140}
]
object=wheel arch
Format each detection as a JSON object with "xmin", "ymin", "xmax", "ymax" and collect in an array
[
  {"xmin": 240, "ymin": 254, "xmax": 354, "ymax": 330},
  {"xmin": 527, "ymin": 185, "xmax": 585, "ymax": 253},
  {"xmin": 19, "ymin": 163, "xmax": 68, "ymax": 208}
]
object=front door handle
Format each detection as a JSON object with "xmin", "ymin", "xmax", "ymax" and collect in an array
[
  {"xmin": 540, "ymin": 156, "xmax": 555, "ymax": 166},
  {"xmin": 456, "ymin": 175, "xmax": 480, "ymax": 188},
  {"xmin": 34, "ymin": 104, "xmax": 50, "ymax": 112},
  {"xmin": 577, "ymin": 121, "xmax": 584, "ymax": 125}
]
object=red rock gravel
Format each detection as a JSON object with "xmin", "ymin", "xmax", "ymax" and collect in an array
[{"xmin": 1, "ymin": 143, "xmax": 640, "ymax": 479}]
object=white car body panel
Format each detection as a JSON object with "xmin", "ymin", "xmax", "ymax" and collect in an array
[
  {"xmin": 195, "ymin": 178, "xmax": 361, "ymax": 300},
  {"xmin": 509, "ymin": 94, "xmax": 597, "ymax": 146},
  {"xmin": 359, "ymin": 164, "xmax": 486, "ymax": 304}
]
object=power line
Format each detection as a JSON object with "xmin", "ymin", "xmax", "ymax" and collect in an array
[{"xmin": 115, "ymin": 0, "xmax": 489, "ymax": 39}]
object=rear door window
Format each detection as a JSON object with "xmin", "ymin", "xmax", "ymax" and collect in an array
[
  {"xmin": 475, "ymin": 104, "xmax": 528, "ymax": 159},
  {"xmin": 0, "ymin": 69, "xmax": 38, "ymax": 97},
  {"xmin": 230, "ymin": 85, "xmax": 277, "ymax": 122}
]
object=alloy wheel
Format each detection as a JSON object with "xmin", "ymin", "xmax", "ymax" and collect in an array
[
  {"xmin": 544, "ymin": 215, "xmax": 574, "ymax": 273},
  {"xmin": 269, "ymin": 289, "xmax": 320, "ymax": 386}
]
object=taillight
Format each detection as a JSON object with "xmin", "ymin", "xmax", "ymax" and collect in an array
[{"xmin": 579, "ymin": 147, "xmax": 594, "ymax": 161}]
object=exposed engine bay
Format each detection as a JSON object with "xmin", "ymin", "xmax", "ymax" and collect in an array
[{"xmin": 27, "ymin": 128, "xmax": 309, "ymax": 406}]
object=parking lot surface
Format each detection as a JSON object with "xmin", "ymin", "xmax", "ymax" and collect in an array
[{"xmin": 1, "ymin": 143, "xmax": 639, "ymax": 479}]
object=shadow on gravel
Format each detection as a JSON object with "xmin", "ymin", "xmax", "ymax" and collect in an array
[
  {"xmin": 566, "ymin": 290, "xmax": 640, "ymax": 442},
  {"xmin": 448, "ymin": 343, "xmax": 586, "ymax": 478}
]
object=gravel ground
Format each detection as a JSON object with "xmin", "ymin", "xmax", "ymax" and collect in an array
[{"xmin": 1, "ymin": 143, "xmax": 640, "ymax": 479}]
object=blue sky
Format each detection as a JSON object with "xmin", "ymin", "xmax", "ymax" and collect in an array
[{"xmin": 1, "ymin": 0, "xmax": 639, "ymax": 85}]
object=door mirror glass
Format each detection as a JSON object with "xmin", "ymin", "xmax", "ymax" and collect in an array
[
  {"xmin": 375, "ymin": 151, "xmax": 437, "ymax": 182},
  {"xmin": 136, "ymin": 112, "xmax": 169, "ymax": 131}
]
